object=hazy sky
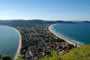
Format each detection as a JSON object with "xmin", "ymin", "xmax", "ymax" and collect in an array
[{"xmin": 0, "ymin": 0, "xmax": 90, "ymax": 21}]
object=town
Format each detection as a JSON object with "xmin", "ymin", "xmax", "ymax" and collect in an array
[{"xmin": 10, "ymin": 24, "xmax": 75, "ymax": 60}]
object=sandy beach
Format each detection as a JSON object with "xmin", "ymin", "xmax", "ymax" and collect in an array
[
  {"xmin": 0, "ymin": 25, "xmax": 22, "ymax": 60},
  {"xmin": 6, "ymin": 25, "xmax": 22, "ymax": 60},
  {"xmin": 13, "ymin": 28, "xmax": 22, "ymax": 60},
  {"xmin": 48, "ymin": 24, "xmax": 83, "ymax": 47}
]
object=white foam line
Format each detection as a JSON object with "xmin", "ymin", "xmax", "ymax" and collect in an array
[
  {"xmin": 48, "ymin": 24, "xmax": 84, "ymax": 47},
  {"xmin": 13, "ymin": 27, "xmax": 21, "ymax": 60},
  {"xmin": 0, "ymin": 25, "xmax": 22, "ymax": 60}
]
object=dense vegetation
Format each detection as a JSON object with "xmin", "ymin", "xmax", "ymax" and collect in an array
[
  {"xmin": 61, "ymin": 45, "xmax": 90, "ymax": 60},
  {"xmin": 17, "ymin": 56, "xmax": 23, "ymax": 60},
  {"xmin": 39, "ymin": 52, "xmax": 59, "ymax": 60},
  {"xmin": 40, "ymin": 45, "xmax": 90, "ymax": 60}
]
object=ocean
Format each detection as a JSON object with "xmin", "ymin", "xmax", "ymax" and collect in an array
[
  {"xmin": 52, "ymin": 23, "xmax": 90, "ymax": 44},
  {"xmin": 0, "ymin": 26, "xmax": 20, "ymax": 57}
]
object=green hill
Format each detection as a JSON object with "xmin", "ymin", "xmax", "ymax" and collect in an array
[
  {"xmin": 40, "ymin": 45, "xmax": 90, "ymax": 60},
  {"xmin": 39, "ymin": 52, "xmax": 59, "ymax": 60},
  {"xmin": 60, "ymin": 45, "xmax": 90, "ymax": 60},
  {"xmin": 17, "ymin": 45, "xmax": 90, "ymax": 60}
]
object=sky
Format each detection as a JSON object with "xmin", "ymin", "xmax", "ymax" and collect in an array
[{"xmin": 0, "ymin": 0, "xmax": 90, "ymax": 21}]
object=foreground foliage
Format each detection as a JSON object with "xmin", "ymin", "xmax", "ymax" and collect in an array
[
  {"xmin": 61, "ymin": 45, "xmax": 90, "ymax": 60},
  {"xmin": 39, "ymin": 52, "xmax": 59, "ymax": 60},
  {"xmin": 40, "ymin": 45, "xmax": 90, "ymax": 60},
  {"xmin": 17, "ymin": 45, "xmax": 90, "ymax": 60},
  {"xmin": 16, "ymin": 56, "xmax": 24, "ymax": 60}
]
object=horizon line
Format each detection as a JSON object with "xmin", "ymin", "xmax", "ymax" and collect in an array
[{"xmin": 0, "ymin": 19, "xmax": 89, "ymax": 21}]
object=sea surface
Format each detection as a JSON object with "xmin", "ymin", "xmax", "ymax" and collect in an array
[
  {"xmin": 52, "ymin": 23, "xmax": 90, "ymax": 44},
  {"xmin": 0, "ymin": 26, "xmax": 20, "ymax": 57}
]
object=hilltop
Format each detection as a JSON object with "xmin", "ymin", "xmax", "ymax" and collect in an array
[
  {"xmin": 40, "ymin": 45, "xmax": 90, "ymax": 60},
  {"xmin": 0, "ymin": 19, "xmax": 89, "ymax": 25}
]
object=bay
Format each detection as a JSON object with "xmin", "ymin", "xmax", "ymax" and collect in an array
[
  {"xmin": 52, "ymin": 23, "xmax": 90, "ymax": 44},
  {"xmin": 0, "ymin": 26, "xmax": 20, "ymax": 57}
]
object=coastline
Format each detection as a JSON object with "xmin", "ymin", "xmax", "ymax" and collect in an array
[
  {"xmin": 0, "ymin": 25, "xmax": 22, "ymax": 60},
  {"xmin": 48, "ymin": 24, "xmax": 83, "ymax": 47},
  {"xmin": 12, "ymin": 27, "xmax": 22, "ymax": 60}
]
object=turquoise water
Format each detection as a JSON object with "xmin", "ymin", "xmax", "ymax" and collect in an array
[
  {"xmin": 0, "ymin": 26, "xmax": 19, "ymax": 57},
  {"xmin": 52, "ymin": 23, "xmax": 90, "ymax": 44}
]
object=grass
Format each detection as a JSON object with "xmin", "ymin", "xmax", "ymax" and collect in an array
[
  {"xmin": 60, "ymin": 45, "xmax": 90, "ymax": 60},
  {"xmin": 17, "ymin": 45, "xmax": 90, "ymax": 60},
  {"xmin": 40, "ymin": 45, "xmax": 90, "ymax": 60},
  {"xmin": 39, "ymin": 51, "xmax": 59, "ymax": 60},
  {"xmin": 16, "ymin": 56, "xmax": 24, "ymax": 60}
]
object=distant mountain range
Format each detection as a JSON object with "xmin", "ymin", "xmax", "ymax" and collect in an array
[{"xmin": 0, "ymin": 19, "xmax": 90, "ymax": 25}]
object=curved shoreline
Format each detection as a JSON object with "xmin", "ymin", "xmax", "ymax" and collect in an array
[
  {"xmin": 0, "ymin": 25, "xmax": 22, "ymax": 60},
  {"xmin": 48, "ymin": 24, "xmax": 83, "ymax": 47},
  {"xmin": 13, "ymin": 27, "xmax": 22, "ymax": 60}
]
